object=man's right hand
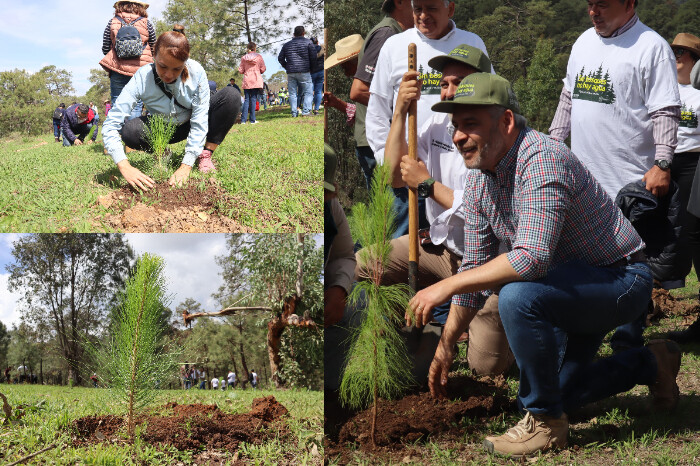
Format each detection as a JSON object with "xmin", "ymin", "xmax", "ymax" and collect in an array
[
  {"xmin": 395, "ymin": 71, "xmax": 422, "ymax": 117},
  {"xmin": 73, "ymin": 139, "xmax": 83, "ymax": 146},
  {"xmin": 428, "ymin": 339, "xmax": 456, "ymax": 399},
  {"xmin": 117, "ymin": 160, "xmax": 155, "ymax": 191}
]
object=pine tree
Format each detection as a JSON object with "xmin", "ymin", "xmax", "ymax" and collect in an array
[{"xmin": 341, "ymin": 164, "xmax": 414, "ymax": 447}]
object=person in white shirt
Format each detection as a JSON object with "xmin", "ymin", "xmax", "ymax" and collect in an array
[
  {"xmin": 365, "ymin": 0, "xmax": 490, "ymax": 238},
  {"xmin": 667, "ymin": 33, "xmax": 700, "ymax": 344},
  {"xmin": 210, "ymin": 376, "xmax": 219, "ymax": 390},
  {"xmin": 548, "ymin": 0, "xmax": 680, "ymax": 352},
  {"xmin": 227, "ymin": 370, "xmax": 236, "ymax": 389},
  {"xmin": 358, "ymin": 44, "xmax": 512, "ymax": 376}
]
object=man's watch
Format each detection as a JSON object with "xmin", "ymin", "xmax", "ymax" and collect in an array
[
  {"xmin": 417, "ymin": 178, "xmax": 435, "ymax": 198},
  {"xmin": 654, "ymin": 159, "xmax": 671, "ymax": 170}
]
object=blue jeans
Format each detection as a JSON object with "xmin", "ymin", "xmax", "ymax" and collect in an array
[
  {"xmin": 311, "ymin": 69, "xmax": 324, "ymax": 112},
  {"xmin": 259, "ymin": 92, "xmax": 267, "ymax": 110},
  {"xmin": 498, "ymin": 260, "xmax": 656, "ymax": 418},
  {"xmin": 355, "ymin": 145, "xmax": 377, "ymax": 192},
  {"xmin": 391, "ymin": 187, "xmax": 429, "ymax": 239},
  {"xmin": 62, "ymin": 123, "xmax": 95, "ymax": 146},
  {"xmin": 242, "ymin": 88, "xmax": 259, "ymax": 123},
  {"xmin": 53, "ymin": 119, "xmax": 62, "ymax": 139},
  {"xmin": 287, "ymin": 72, "xmax": 313, "ymax": 116},
  {"xmin": 110, "ymin": 72, "xmax": 143, "ymax": 120}
]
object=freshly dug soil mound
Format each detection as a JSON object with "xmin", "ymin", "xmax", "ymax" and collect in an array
[
  {"xmin": 93, "ymin": 181, "xmax": 257, "ymax": 233},
  {"xmin": 72, "ymin": 396, "xmax": 289, "ymax": 454},
  {"xmin": 326, "ymin": 375, "xmax": 512, "ymax": 459},
  {"xmin": 651, "ymin": 288, "xmax": 699, "ymax": 319}
]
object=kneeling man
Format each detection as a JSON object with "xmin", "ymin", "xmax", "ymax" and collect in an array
[{"xmin": 410, "ymin": 73, "xmax": 682, "ymax": 457}]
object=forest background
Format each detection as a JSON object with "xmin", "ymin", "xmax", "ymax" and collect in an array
[{"xmin": 325, "ymin": 0, "xmax": 700, "ymax": 206}]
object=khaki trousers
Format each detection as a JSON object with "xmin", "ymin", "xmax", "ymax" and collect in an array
[{"xmin": 355, "ymin": 234, "xmax": 514, "ymax": 376}]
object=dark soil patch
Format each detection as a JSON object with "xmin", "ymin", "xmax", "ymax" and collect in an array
[
  {"xmin": 71, "ymin": 396, "xmax": 290, "ymax": 461},
  {"xmin": 651, "ymin": 288, "xmax": 699, "ymax": 320},
  {"xmin": 93, "ymin": 180, "xmax": 258, "ymax": 233},
  {"xmin": 325, "ymin": 375, "xmax": 513, "ymax": 463}
]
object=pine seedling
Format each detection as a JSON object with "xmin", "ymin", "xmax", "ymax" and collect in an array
[
  {"xmin": 89, "ymin": 253, "xmax": 179, "ymax": 441},
  {"xmin": 341, "ymin": 163, "xmax": 414, "ymax": 447},
  {"xmin": 143, "ymin": 114, "xmax": 177, "ymax": 180}
]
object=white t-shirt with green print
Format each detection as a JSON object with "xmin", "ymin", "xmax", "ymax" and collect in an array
[
  {"xmin": 677, "ymin": 83, "xmax": 700, "ymax": 153},
  {"xmin": 563, "ymin": 21, "xmax": 679, "ymax": 198}
]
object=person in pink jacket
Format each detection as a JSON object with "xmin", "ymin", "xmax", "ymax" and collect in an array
[{"xmin": 238, "ymin": 42, "xmax": 266, "ymax": 124}]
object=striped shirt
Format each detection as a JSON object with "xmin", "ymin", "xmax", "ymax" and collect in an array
[{"xmin": 452, "ymin": 128, "xmax": 644, "ymax": 309}]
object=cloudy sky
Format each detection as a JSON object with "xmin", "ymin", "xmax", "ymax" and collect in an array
[
  {"xmin": 0, "ymin": 0, "xmax": 295, "ymax": 95},
  {"xmin": 0, "ymin": 234, "xmax": 228, "ymax": 330}
]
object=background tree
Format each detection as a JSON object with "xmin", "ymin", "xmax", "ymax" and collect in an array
[
  {"xmin": 267, "ymin": 70, "xmax": 287, "ymax": 92},
  {"xmin": 0, "ymin": 321, "xmax": 10, "ymax": 378},
  {"xmin": 37, "ymin": 65, "xmax": 75, "ymax": 97},
  {"xmin": 6, "ymin": 324, "xmax": 40, "ymax": 383},
  {"xmin": 6, "ymin": 234, "xmax": 134, "ymax": 385},
  {"xmin": 0, "ymin": 69, "xmax": 54, "ymax": 136}
]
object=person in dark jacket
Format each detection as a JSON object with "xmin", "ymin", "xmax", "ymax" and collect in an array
[
  {"xmin": 310, "ymin": 36, "xmax": 324, "ymax": 114},
  {"xmin": 278, "ymin": 26, "xmax": 316, "ymax": 117},
  {"xmin": 227, "ymin": 78, "xmax": 241, "ymax": 94},
  {"xmin": 61, "ymin": 103, "xmax": 97, "ymax": 146},
  {"xmin": 52, "ymin": 103, "xmax": 66, "ymax": 142}
]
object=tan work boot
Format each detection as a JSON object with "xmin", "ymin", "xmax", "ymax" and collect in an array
[
  {"xmin": 647, "ymin": 339, "xmax": 681, "ymax": 411},
  {"xmin": 483, "ymin": 411, "xmax": 568, "ymax": 458},
  {"xmin": 125, "ymin": 145, "xmax": 136, "ymax": 153}
]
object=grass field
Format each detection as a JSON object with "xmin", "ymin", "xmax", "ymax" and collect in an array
[
  {"xmin": 330, "ymin": 272, "xmax": 700, "ymax": 465},
  {"xmin": 0, "ymin": 384, "xmax": 323, "ymax": 465},
  {"xmin": 0, "ymin": 106, "xmax": 322, "ymax": 233}
]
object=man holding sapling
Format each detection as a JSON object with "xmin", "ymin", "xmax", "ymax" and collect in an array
[
  {"xmin": 359, "ymin": 44, "xmax": 513, "ymax": 376},
  {"xmin": 410, "ymin": 73, "xmax": 682, "ymax": 458},
  {"xmin": 61, "ymin": 103, "xmax": 98, "ymax": 147}
]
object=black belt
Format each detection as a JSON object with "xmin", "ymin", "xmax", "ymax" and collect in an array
[{"xmin": 606, "ymin": 250, "xmax": 647, "ymax": 268}]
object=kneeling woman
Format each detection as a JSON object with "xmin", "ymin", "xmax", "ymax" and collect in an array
[{"xmin": 103, "ymin": 30, "xmax": 241, "ymax": 191}]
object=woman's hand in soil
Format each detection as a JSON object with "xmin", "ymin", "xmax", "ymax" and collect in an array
[
  {"xmin": 428, "ymin": 340, "xmax": 455, "ymax": 400},
  {"xmin": 117, "ymin": 160, "xmax": 155, "ymax": 191},
  {"xmin": 169, "ymin": 164, "xmax": 192, "ymax": 187}
]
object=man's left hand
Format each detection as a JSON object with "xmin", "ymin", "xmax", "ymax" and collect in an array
[
  {"xmin": 642, "ymin": 165, "xmax": 671, "ymax": 198},
  {"xmin": 86, "ymin": 140, "xmax": 94, "ymax": 145},
  {"xmin": 73, "ymin": 139, "xmax": 83, "ymax": 146},
  {"xmin": 400, "ymin": 155, "xmax": 430, "ymax": 189},
  {"xmin": 407, "ymin": 281, "xmax": 452, "ymax": 327}
]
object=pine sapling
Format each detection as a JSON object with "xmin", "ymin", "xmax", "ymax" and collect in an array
[
  {"xmin": 341, "ymin": 163, "xmax": 414, "ymax": 447},
  {"xmin": 88, "ymin": 253, "xmax": 179, "ymax": 441},
  {"xmin": 143, "ymin": 114, "xmax": 177, "ymax": 181}
]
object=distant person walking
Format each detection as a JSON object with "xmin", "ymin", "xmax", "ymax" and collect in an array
[
  {"xmin": 104, "ymin": 99, "xmax": 112, "ymax": 117},
  {"xmin": 99, "ymin": 0, "xmax": 156, "ymax": 120},
  {"xmin": 4, "ymin": 366, "xmax": 10, "ymax": 383},
  {"xmin": 238, "ymin": 42, "xmax": 266, "ymax": 124},
  {"xmin": 90, "ymin": 101, "xmax": 100, "ymax": 136},
  {"xmin": 278, "ymin": 26, "xmax": 316, "ymax": 117},
  {"xmin": 61, "ymin": 103, "xmax": 98, "ymax": 146},
  {"xmin": 211, "ymin": 376, "xmax": 219, "ymax": 390},
  {"xmin": 52, "ymin": 103, "xmax": 66, "ymax": 142},
  {"xmin": 310, "ymin": 36, "xmax": 324, "ymax": 115},
  {"xmin": 250, "ymin": 370, "xmax": 258, "ymax": 389},
  {"xmin": 102, "ymin": 31, "xmax": 241, "ymax": 190},
  {"xmin": 91, "ymin": 373, "xmax": 99, "ymax": 388},
  {"xmin": 227, "ymin": 370, "xmax": 236, "ymax": 389}
]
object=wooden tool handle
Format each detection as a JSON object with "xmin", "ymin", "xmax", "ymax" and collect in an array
[{"xmin": 407, "ymin": 43, "xmax": 419, "ymax": 293}]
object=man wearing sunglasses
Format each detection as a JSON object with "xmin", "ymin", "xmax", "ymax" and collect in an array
[{"xmin": 548, "ymin": 0, "xmax": 681, "ymax": 353}]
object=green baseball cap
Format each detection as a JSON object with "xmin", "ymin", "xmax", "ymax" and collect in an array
[
  {"xmin": 431, "ymin": 73, "xmax": 520, "ymax": 114},
  {"xmin": 324, "ymin": 143, "xmax": 337, "ymax": 192},
  {"xmin": 427, "ymin": 44, "xmax": 492, "ymax": 73}
]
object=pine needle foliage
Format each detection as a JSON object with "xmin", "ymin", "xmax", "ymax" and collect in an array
[
  {"xmin": 340, "ymin": 164, "xmax": 414, "ymax": 443},
  {"xmin": 143, "ymin": 114, "xmax": 177, "ymax": 179},
  {"xmin": 89, "ymin": 253, "xmax": 179, "ymax": 441}
]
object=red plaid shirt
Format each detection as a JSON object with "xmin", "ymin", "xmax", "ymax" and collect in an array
[{"xmin": 453, "ymin": 128, "xmax": 645, "ymax": 309}]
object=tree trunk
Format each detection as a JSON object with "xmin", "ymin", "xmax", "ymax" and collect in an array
[
  {"xmin": 296, "ymin": 233, "xmax": 304, "ymax": 297},
  {"xmin": 39, "ymin": 359, "xmax": 43, "ymax": 385},
  {"xmin": 267, "ymin": 294, "xmax": 302, "ymax": 388},
  {"xmin": 237, "ymin": 321, "xmax": 250, "ymax": 388},
  {"xmin": 243, "ymin": 0, "xmax": 251, "ymax": 43}
]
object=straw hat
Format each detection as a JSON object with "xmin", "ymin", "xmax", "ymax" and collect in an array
[
  {"xmin": 671, "ymin": 33, "xmax": 700, "ymax": 58},
  {"xmin": 113, "ymin": 1, "xmax": 150, "ymax": 8},
  {"xmin": 324, "ymin": 34, "xmax": 363, "ymax": 70}
]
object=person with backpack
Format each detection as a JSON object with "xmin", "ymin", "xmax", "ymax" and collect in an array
[
  {"xmin": 238, "ymin": 42, "xmax": 266, "ymax": 124},
  {"xmin": 102, "ymin": 31, "xmax": 241, "ymax": 191},
  {"xmin": 99, "ymin": 1, "xmax": 156, "ymax": 121},
  {"xmin": 52, "ymin": 103, "xmax": 65, "ymax": 142}
]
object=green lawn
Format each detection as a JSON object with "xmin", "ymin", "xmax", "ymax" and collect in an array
[
  {"xmin": 0, "ymin": 106, "xmax": 322, "ymax": 233},
  {"xmin": 0, "ymin": 384, "xmax": 323, "ymax": 465}
]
